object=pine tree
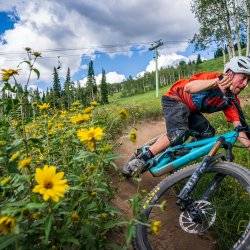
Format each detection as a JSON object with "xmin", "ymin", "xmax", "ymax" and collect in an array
[
  {"xmin": 41, "ymin": 92, "xmax": 45, "ymax": 102},
  {"xmin": 196, "ymin": 54, "xmax": 202, "ymax": 64},
  {"xmin": 63, "ymin": 67, "xmax": 72, "ymax": 108},
  {"xmin": 34, "ymin": 87, "xmax": 41, "ymax": 103},
  {"xmin": 100, "ymin": 69, "xmax": 109, "ymax": 104},
  {"xmin": 86, "ymin": 60, "xmax": 98, "ymax": 101},
  {"xmin": 52, "ymin": 67, "xmax": 61, "ymax": 107},
  {"xmin": 22, "ymin": 86, "xmax": 32, "ymax": 120}
]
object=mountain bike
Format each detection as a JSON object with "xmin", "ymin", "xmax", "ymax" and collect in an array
[{"xmin": 128, "ymin": 94, "xmax": 250, "ymax": 250}]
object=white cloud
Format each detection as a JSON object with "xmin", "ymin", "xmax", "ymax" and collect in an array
[
  {"xmin": 79, "ymin": 71, "xmax": 125, "ymax": 86},
  {"xmin": 0, "ymin": 0, "xmax": 199, "ymax": 88},
  {"xmin": 80, "ymin": 64, "xmax": 88, "ymax": 70},
  {"xmin": 105, "ymin": 71, "xmax": 126, "ymax": 84},
  {"xmin": 146, "ymin": 53, "xmax": 187, "ymax": 72},
  {"xmin": 136, "ymin": 71, "xmax": 146, "ymax": 78},
  {"xmin": 143, "ymin": 52, "xmax": 208, "ymax": 74},
  {"xmin": 79, "ymin": 77, "xmax": 87, "ymax": 87}
]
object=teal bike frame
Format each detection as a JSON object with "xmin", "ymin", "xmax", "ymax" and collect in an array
[{"xmin": 146, "ymin": 130, "xmax": 239, "ymax": 177}]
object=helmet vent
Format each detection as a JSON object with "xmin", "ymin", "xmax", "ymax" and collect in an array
[{"xmin": 238, "ymin": 62, "xmax": 248, "ymax": 69}]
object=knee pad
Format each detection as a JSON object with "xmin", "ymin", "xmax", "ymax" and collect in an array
[
  {"xmin": 168, "ymin": 129, "xmax": 189, "ymax": 146},
  {"xmin": 199, "ymin": 125, "xmax": 215, "ymax": 139}
]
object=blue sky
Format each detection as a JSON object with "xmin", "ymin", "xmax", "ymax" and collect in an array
[
  {"xmin": 0, "ymin": 1, "xmax": 215, "ymax": 90},
  {"xmin": 0, "ymin": 12, "xmax": 15, "ymax": 33}
]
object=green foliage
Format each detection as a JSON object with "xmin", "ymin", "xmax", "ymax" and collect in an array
[
  {"xmin": 86, "ymin": 60, "xmax": 98, "ymax": 101},
  {"xmin": 63, "ymin": 67, "xmax": 74, "ymax": 109},
  {"xmin": 100, "ymin": 69, "xmax": 109, "ymax": 104},
  {"xmin": 52, "ymin": 67, "xmax": 62, "ymax": 107},
  {"xmin": 196, "ymin": 53, "xmax": 202, "ymax": 64},
  {"xmin": 0, "ymin": 103, "xmax": 125, "ymax": 249}
]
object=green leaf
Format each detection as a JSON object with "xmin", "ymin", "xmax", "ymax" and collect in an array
[
  {"xmin": 32, "ymin": 68, "xmax": 40, "ymax": 79},
  {"xmin": 126, "ymin": 222, "xmax": 135, "ymax": 246},
  {"xmin": 61, "ymin": 236, "xmax": 80, "ymax": 245},
  {"xmin": 18, "ymin": 60, "xmax": 31, "ymax": 68},
  {"xmin": 0, "ymin": 234, "xmax": 20, "ymax": 250},
  {"xmin": 45, "ymin": 214, "xmax": 53, "ymax": 244},
  {"xmin": 25, "ymin": 202, "xmax": 45, "ymax": 210},
  {"xmin": 2, "ymin": 82, "xmax": 15, "ymax": 92},
  {"xmin": 28, "ymin": 137, "xmax": 42, "ymax": 147}
]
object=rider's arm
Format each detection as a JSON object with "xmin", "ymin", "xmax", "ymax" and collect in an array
[
  {"xmin": 184, "ymin": 79, "xmax": 218, "ymax": 94},
  {"xmin": 233, "ymin": 121, "xmax": 250, "ymax": 150},
  {"xmin": 223, "ymin": 105, "xmax": 250, "ymax": 150},
  {"xmin": 184, "ymin": 75, "xmax": 232, "ymax": 94}
]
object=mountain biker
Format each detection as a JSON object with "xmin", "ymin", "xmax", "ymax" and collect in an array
[{"xmin": 122, "ymin": 56, "xmax": 250, "ymax": 177}]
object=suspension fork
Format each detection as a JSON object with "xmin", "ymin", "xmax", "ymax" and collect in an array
[
  {"xmin": 201, "ymin": 141, "xmax": 233, "ymax": 201},
  {"xmin": 176, "ymin": 137, "xmax": 225, "ymax": 209},
  {"xmin": 201, "ymin": 173, "xmax": 225, "ymax": 201}
]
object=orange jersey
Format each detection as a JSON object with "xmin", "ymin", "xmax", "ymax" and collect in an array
[{"xmin": 164, "ymin": 72, "xmax": 240, "ymax": 122}]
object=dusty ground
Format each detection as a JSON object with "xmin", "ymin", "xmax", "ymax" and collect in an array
[{"xmin": 112, "ymin": 118, "xmax": 217, "ymax": 250}]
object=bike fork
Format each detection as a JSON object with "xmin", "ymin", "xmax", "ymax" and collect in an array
[
  {"xmin": 202, "ymin": 173, "xmax": 225, "ymax": 200},
  {"xmin": 176, "ymin": 137, "xmax": 225, "ymax": 209}
]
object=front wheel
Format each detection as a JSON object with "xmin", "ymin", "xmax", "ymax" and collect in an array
[{"xmin": 134, "ymin": 162, "xmax": 250, "ymax": 250}]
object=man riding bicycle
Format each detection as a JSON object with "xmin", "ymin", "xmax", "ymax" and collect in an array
[{"xmin": 122, "ymin": 56, "xmax": 250, "ymax": 177}]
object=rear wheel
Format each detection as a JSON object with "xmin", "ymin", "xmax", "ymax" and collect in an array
[{"xmin": 134, "ymin": 162, "xmax": 250, "ymax": 250}]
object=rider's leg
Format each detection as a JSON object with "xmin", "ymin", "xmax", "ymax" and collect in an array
[
  {"xmin": 188, "ymin": 113, "xmax": 215, "ymax": 140},
  {"xmin": 122, "ymin": 96, "xmax": 190, "ymax": 177},
  {"xmin": 149, "ymin": 134, "xmax": 170, "ymax": 155}
]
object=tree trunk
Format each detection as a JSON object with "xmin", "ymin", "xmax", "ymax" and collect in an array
[
  {"xmin": 232, "ymin": 0, "xmax": 242, "ymax": 55},
  {"xmin": 227, "ymin": 44, "xmax": 233, "ymax": 58},
  {"xmin": 222, "ymin": 47, "xmax": 227, "ymax": 65},
  {"xmin": 222, "ymin": 0, "xmax": 236, "ymax": 57},
  {"xmin": 246, "ymin": 0, "xmax": 250, "ymax": 56}
]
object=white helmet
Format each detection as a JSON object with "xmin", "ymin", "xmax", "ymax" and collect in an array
[{"xmin": 224, "ymin": 56, "xmax": 250, "ymax": 75}]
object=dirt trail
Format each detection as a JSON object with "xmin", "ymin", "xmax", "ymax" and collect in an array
[{"xmin": 113, "ymin": 118, "xmax": 216, "ymax": 250}]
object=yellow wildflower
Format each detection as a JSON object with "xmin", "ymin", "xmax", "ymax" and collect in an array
[
  {"xmin": 37, "ymin": 103, "xmax": 50, "ymax": 111},
  {"xmin": 1, "ymin": 69, "xmax": 19, "ymax": 82},
  {"xmin": 60, "ymin": 110, "xmax": 67, "ymax": 118},
  {"xmin": 10, "ymin": 119, "xmax": 19, "ymax": 128},
  {"xmin": 129, "ymin": 128, "xmax": 137, "ymax": 143},
  {"xmin": 83, "ymin": 106, "xmax": 94, "ymax": 114},
  {"xmin": 0, "ymin": 177, "xmax": 11, "ymax": 186},
  {"xmin": 150, "ymin": 220, "xmax": 161, "ymax": 235},
  {"xmin": 10, "ymin": 151, "xmax": 20, "ymax": 162},
  {"xmin": 100, "ymin": 213, "xmax": 108, "ymax": 219},
  {"xmin": 90, "ymin": 101, "xmax": 98, "ymax": 107},
  {"xmin": 31, "ymin": 212, "xmax": 40, "ymax": 220},
  {"xmin": 77, "ymin": 127, "xmax": 104, "ymax": 142},
  {"xmin": 55, "ymin": 122, "xmax": 63, "ymax": 129},
  {"xmin": 71, "ymin": 211, "xmax": 80, "ymax": 223},
  {"xmin": 49, "ymin": 122, "xmax": 64, "ymax": 135},
  {"xmin": 91, "ymin": 191, "xmax": 97, "ymax": 197},
  {"xmin": 77, "ymin": 127, "xmax": 104, "ymax": 151},
  {"xmin": 32, "ymin": 165, "xmax": 69, "ymax": 202},
  {"xmin": 88, "ymin": 164, "xmax": 97, "ymax": 172},
  {"xmin": 85, "ymin": 141, "xmax": 95, "ymax": 151},
  {"xmin": 0, "ymin": 216, "xmax": 16, "ymax": 235},
  {"xmin": 70, "ymin": 114, "xmax": 91, "ymax": 124},
  {"xmin": 18, "ymin": 157, "xmax": 32, "ymax": 170},
  {"xmin": 119, "ymin": 109, "xmax": 129, "ymax": 120}
]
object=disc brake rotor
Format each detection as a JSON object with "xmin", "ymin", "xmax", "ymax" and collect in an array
[{"xmin": 179, "ymin": 200, "xmax": 216, "ymax": 234}]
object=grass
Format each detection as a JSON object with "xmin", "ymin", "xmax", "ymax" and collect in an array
[{"xmin": 104, "ymin": 51, "xmax": 250, "ymax": 249}]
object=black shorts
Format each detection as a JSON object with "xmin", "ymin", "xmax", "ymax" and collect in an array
[{"xmin": 162, "ymin": 96, "xmax": 215, "ymax": 146}]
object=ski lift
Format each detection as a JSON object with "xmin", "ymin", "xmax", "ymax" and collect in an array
[{"xmin": 57, "ymin": 56, "xmax": 62, "ymax": 70}]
